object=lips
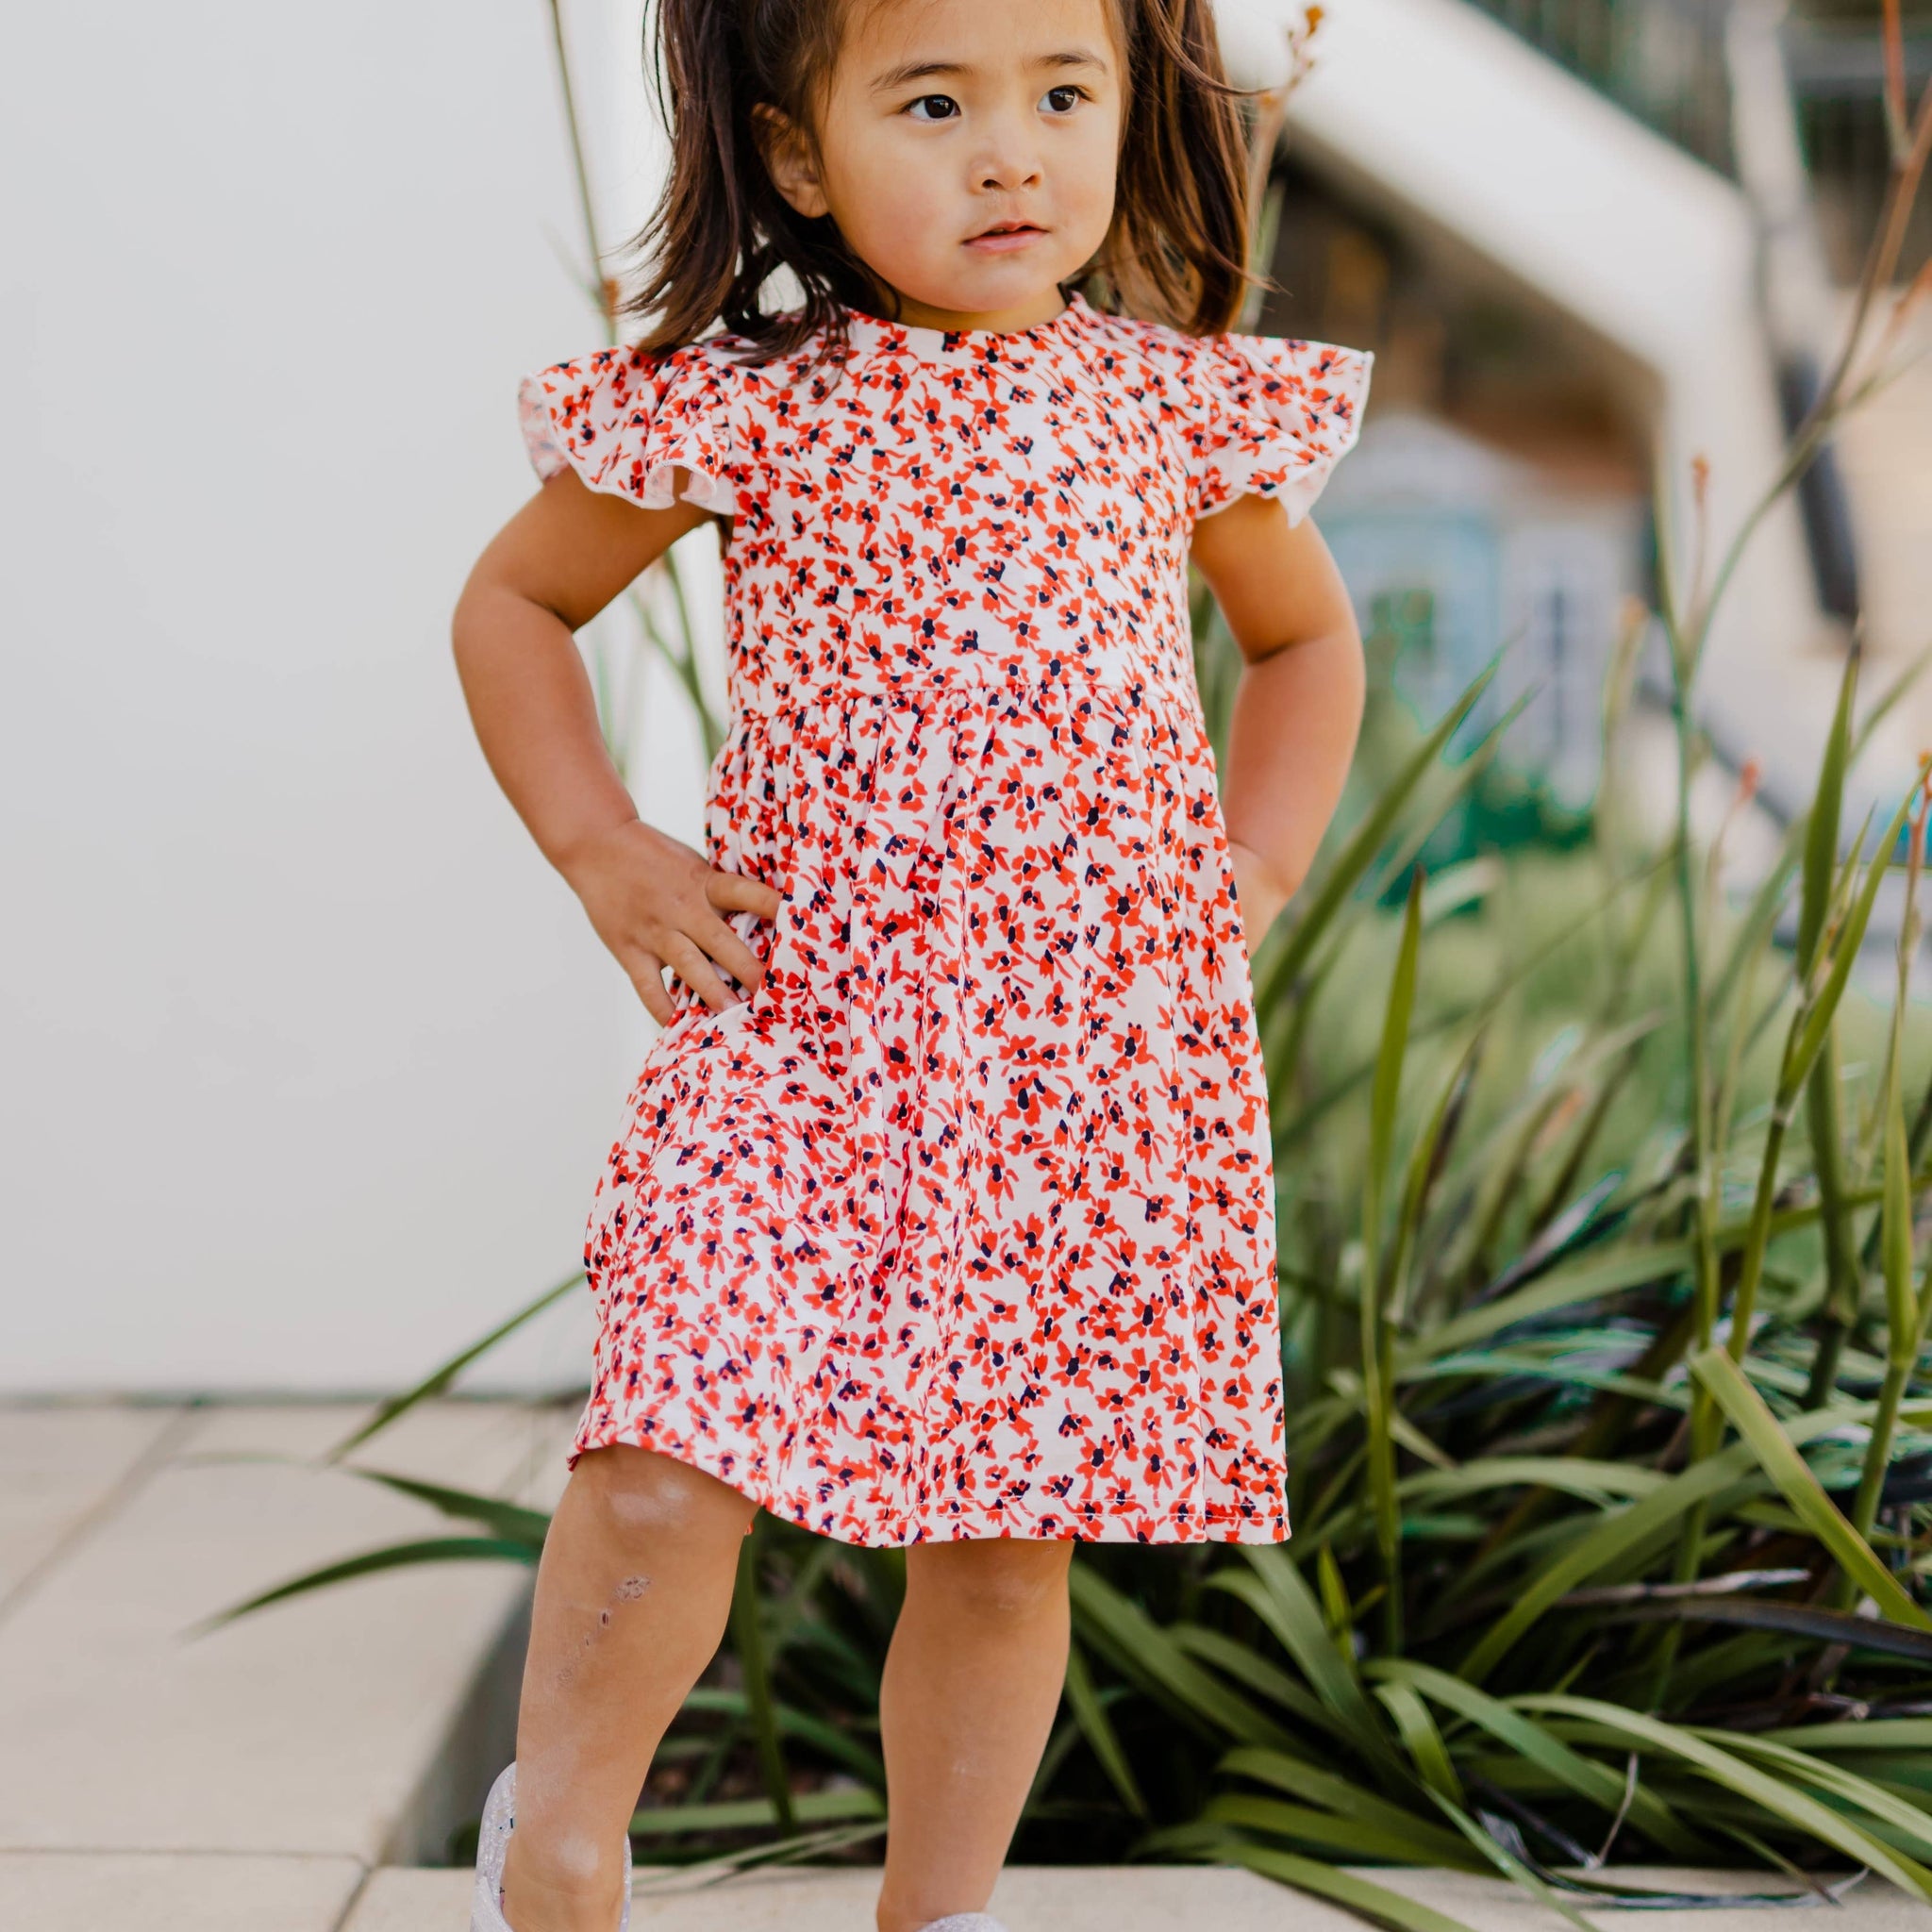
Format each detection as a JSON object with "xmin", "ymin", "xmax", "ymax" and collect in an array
[{"xmin": 965, "ymin": 221, "xmax": 1047, "ymax": 252}]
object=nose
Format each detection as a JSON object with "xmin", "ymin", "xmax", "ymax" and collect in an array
[
  {"xmin": 973, "ymin": 108, "xmax": 1044, "ymax": 193},
  {"xmin": 980, "ymin": 152, "xmax": 1042, "ymax": 192}
]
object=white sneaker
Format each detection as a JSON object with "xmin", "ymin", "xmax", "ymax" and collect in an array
[
  {"xmin": 917, "ymin": 1917, "xmax": 1009, "ymax": 1932},
  {"xmin": 470, "ymin": 1761, "xmax": 632, "ymax": 1932}
]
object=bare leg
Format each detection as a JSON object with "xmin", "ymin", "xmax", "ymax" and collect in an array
[
  {"xmin": 499, "ymin": 1444, "xmax": 757, "ymax": 1932},
  {"xmin": 874, "ymin": 1536, "xmax": 1075, "ymax": 1932}
]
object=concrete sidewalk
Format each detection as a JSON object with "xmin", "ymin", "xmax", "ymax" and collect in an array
[{"xmin": 0, "ymin": 1398, "xmax": 565, "ymax": 1930}]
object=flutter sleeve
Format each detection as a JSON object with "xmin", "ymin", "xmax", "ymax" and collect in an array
[
  {"xmin": 1185, "ymin": 331, "xmax": 1374, "ymax": 526},
  {"xmin": 516, "ymin": 339, "xmax": 742, "ymax": 518}
]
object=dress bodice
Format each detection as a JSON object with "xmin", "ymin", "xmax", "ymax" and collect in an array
[{"xmin": 519, "ymin": 292, "xmax": 1372, "ymax": 721}]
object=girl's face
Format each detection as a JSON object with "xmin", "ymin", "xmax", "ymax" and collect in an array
[{"xmin": 760, "ymin": 0, "xmax": 1124, "ymax": 332}]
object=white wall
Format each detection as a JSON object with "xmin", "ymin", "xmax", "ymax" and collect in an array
[{"xmin": 1, "ymin": 3, "xmax": 695, "ymax": 1392}]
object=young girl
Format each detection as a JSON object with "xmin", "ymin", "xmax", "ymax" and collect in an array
[{"xmin": 453, "ymin": 0, "xmax": 1370, "ymax": 1926}]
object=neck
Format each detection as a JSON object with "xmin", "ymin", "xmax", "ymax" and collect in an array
[{"xmin": 866, "ymin": 286, "xmax": 1071, "ymax": 333}]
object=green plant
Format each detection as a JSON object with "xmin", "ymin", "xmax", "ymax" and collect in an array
[{"xmin": 207, "ymin": 4, "xmax": 1932, "ymax": 1920}]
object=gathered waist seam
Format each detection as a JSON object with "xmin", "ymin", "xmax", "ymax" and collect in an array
[{"xmin": 728, "ymin": 663, "xmax": 1199, "ymax": 724}]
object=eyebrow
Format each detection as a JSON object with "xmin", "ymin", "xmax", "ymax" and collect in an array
[{"xmin": 869, "ymin": 48, "xmax": 1108, "ymax": 92}]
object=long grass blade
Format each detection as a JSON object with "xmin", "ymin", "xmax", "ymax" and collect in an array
[
  {"xmin": 676, "ymin": 1686, "xmax": 886, "ymax": 1785},
  {"xmin": 1788, "ymin": 786, "xmax": 1917, "ymax": 1091},
  {"xmin": 1417, "ymin": 1783, "xmax": 1600, "ymax": 1932},
  {"xmin": 1413, "ymin": 1193, "xmax": 1856, "ymax": 1366},
  {"xmin": 1689, "ymin": 1346, "xmax": 1932, "ymax": 1631},
  {"xmin": 625, "ymin": 1788, "xmax": 884, "ymax": 1836},
  {"xmin": 325, "ymin": 1271, "xmax": 585, "ymax": 1463},
  {"xmin": 331, "ymin": 1468, "xmax": 552, "ymax": 1549},
  {"xmin": 1716, "ymin": 1731, "xmax": 1932, "ymax": 1858},
  {"xmin": 1216, "ymin": 1742, "xmax": 1474, "ymax": 1861},
  {"xmin": 190, "ymin": 1536, "xmax": 538, "ymax": 1636},
  {"xmin": 1460, "ymin": 1392, "xmax": 1932, "ymax": 1682},
  {"xmin": 1797, "ymin": 646, "xmax": 1857, "ymax": 974},
  {"xmin": 1375, "ymin": 1679, "xmax": 1465, "ymax": 1801},
  {"xmin": 1367, "ymin": 1657, "xmax": 1708, "ymax": 1858},
  {"xmin": 1171, "ymin": 1622, "xmax": 1341, "ymax": 1733},
  {"xmin": 1204, "ymin": 1791, "xmax": 1475, "ymax": 1866},
  {"xmin": 1512, "ymin": 1695, "xmax": 1932, "ymax": 1898},
  {"xmin": 1069, "ymin": 1561, "xmax": 1296, "ymax": 1749},
  {"xmin": 1064, "ymin": 1635, "xmax": 1149, "ymax": 1818},
  {"xmin": 1457, "ymin": 1440, "xmax": 1771, "ymax": 1683},
  {"xmin": 1184, "ymin": 1836, "xmax": 1488, "ymax": 1932},
  {"xmin": 1604, "ymin": 1595, "xmax": 1932, "ymax": 1660},
  {"xmin": 1364, "ymin": 868, "xmax": 1425, "ymax": 1648},
  {"xmin": 1207, "ymin": 1551, "xmax": 1414, "ymax": 1794},
  {"xmin": 730, "ymin": 1521, "xmax": 795, "ymax": 1835}
]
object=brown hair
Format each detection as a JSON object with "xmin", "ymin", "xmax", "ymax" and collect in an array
[{"xmin": 617, "ymin": 0, "xmax": 1257, "ymax": 364}]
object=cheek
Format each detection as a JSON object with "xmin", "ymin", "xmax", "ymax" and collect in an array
[
  {"xmin": 1064, "ymin": 126, "xmax": 1121, "ymax": 228},
  {"xmin": 834, "ymin": 142, "xmax": 954, "ymax": 253}
]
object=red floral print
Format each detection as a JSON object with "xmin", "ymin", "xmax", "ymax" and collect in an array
[{"xmin": 519, "ymin": 291, "xmax": 1372, "ymax": 1545}]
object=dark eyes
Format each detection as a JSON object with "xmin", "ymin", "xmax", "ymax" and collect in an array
[{"xmin": 902, "ymin": 86, "xmax": 1089, "ymax": 122}]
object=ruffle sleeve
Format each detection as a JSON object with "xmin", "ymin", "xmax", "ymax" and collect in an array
[
  {"xmin": 517, "ymin": 339, "xmax": 743, "ymax": 518},
  {"xmin": 1186, "ymin": 332, "xmax": 1374, "ymax": 526}
]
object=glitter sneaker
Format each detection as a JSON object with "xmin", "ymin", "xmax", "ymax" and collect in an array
[{"xmin": 470, "ymin": 1761, "xmax": 632, "ymax": 1932}]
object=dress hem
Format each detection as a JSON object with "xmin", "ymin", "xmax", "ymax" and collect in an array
[{"xmin": 567, "ymin": 1418, "xmax": 1292, "ymax": 1549}]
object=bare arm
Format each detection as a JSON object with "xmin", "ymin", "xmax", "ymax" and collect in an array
[
  {"xmin": 1190, "ymin": 491, "xmax": 1367, "ymax": 954},
  {"xmin": 451, "ymin": 468, "xmax": 781, "ymax": 1024}
]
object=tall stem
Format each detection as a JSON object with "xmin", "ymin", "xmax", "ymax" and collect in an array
[
  {"xmin": 1726, "ymin": 1114, "xmax": 1790, "ymax": 1358},
  {"xmin": 1671, "ymin": 678, "xmax": 1721, "ymax": 1461},
  {"xmin": 731, "ymin": 1524, "xmax": 796, "ymax": 1834},
  {"xmin": 1803, "ymin": 1041, "xmax": 1859, "ymax": 1406},
  {"xmin": 1844, "ymin": 771, "xmax": 1932, "ymax": 1557},
  {"xmin": 541, "ymin": 0, "xmax": 724, "ymax": 772},
  {"xmin": 1658, "ymin": 450, "xmax": 1721, "ymax": 1678},
  {"xmin": 544, "ymin": 0, "xmax": 612, "ymax": 338}
]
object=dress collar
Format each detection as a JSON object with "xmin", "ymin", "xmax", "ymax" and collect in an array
[{"xmin": 837, "ymin": 290, "xmax": 1094, "ymax": 363}]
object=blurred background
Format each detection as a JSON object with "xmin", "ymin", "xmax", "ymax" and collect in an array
[{"xmin": 3, "ymin": 0, "xmax": 1926, "ymax": 1400}]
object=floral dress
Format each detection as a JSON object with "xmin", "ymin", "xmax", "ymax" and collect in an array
[{"xmin": 518, "ymin": 291, "xmax": 1372, "ymax": 1545}]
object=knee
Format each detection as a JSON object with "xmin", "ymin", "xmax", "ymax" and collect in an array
[
  {"xmin": 569, "ymin": 1444, "xmax": 756, "ymax": 1556},
  {"xmin": 912, "ymin": 1539, "xmax": 1073, "ymax": 1620}
]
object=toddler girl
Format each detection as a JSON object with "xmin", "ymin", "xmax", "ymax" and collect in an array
[{"xmin": 452, "ymin": 0, "xmax": 1371, "ymax": 1927}]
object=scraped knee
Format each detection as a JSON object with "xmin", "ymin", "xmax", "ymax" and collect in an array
[{"xmin": 571, "ymin": 1443, "xmax": 758, "ymax": 1555}]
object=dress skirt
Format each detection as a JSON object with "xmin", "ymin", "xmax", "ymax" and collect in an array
[{"xmin": 575, "ymin": 662, "xmax": 1287, "ymax": 1546}]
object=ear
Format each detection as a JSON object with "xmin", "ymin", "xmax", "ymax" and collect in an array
[{"xmin": 752, "ymin": 103, "xmax": 830, "ymax": 219}]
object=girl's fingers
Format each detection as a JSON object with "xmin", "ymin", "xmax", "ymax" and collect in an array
[
  {"xmin": 694, "ymin": 914, "xmax": 768, "ymax": 995},
  {"xmin": 600, "ymin": 859, "xmax": 784, "ymax": 1020},
  {"xmin": 707, "ymin": 867, "xmax": 786, "ymax": 922},
  {"xmin": 623, "ymin": 949, "xmax": 677, "ymax": 1027},
  {"xmin": 661, "ymin": 931, "xmax": 743, "ymax": 1014}
]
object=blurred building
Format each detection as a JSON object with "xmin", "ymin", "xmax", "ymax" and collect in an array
[
  {"xmin": 1224, "ymin": 0, "xmax": 1930, "ymax": 839},
  {"xmin": 1322, "ymin": 421, "xmax": 1646, "ymax": 813}
]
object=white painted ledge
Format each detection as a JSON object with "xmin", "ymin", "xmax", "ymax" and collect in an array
[
  {"xmin": 343, "ymin": 1863, "xmax": 1932, "ymax": 1932},
  {"xmin": 1367, "ymin": 1867, "xmax": 1932, "ymax": 1930},
  {"xmin": 349, "ymin": 1860, "xmax": 1358, "ymax": 1932}
]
